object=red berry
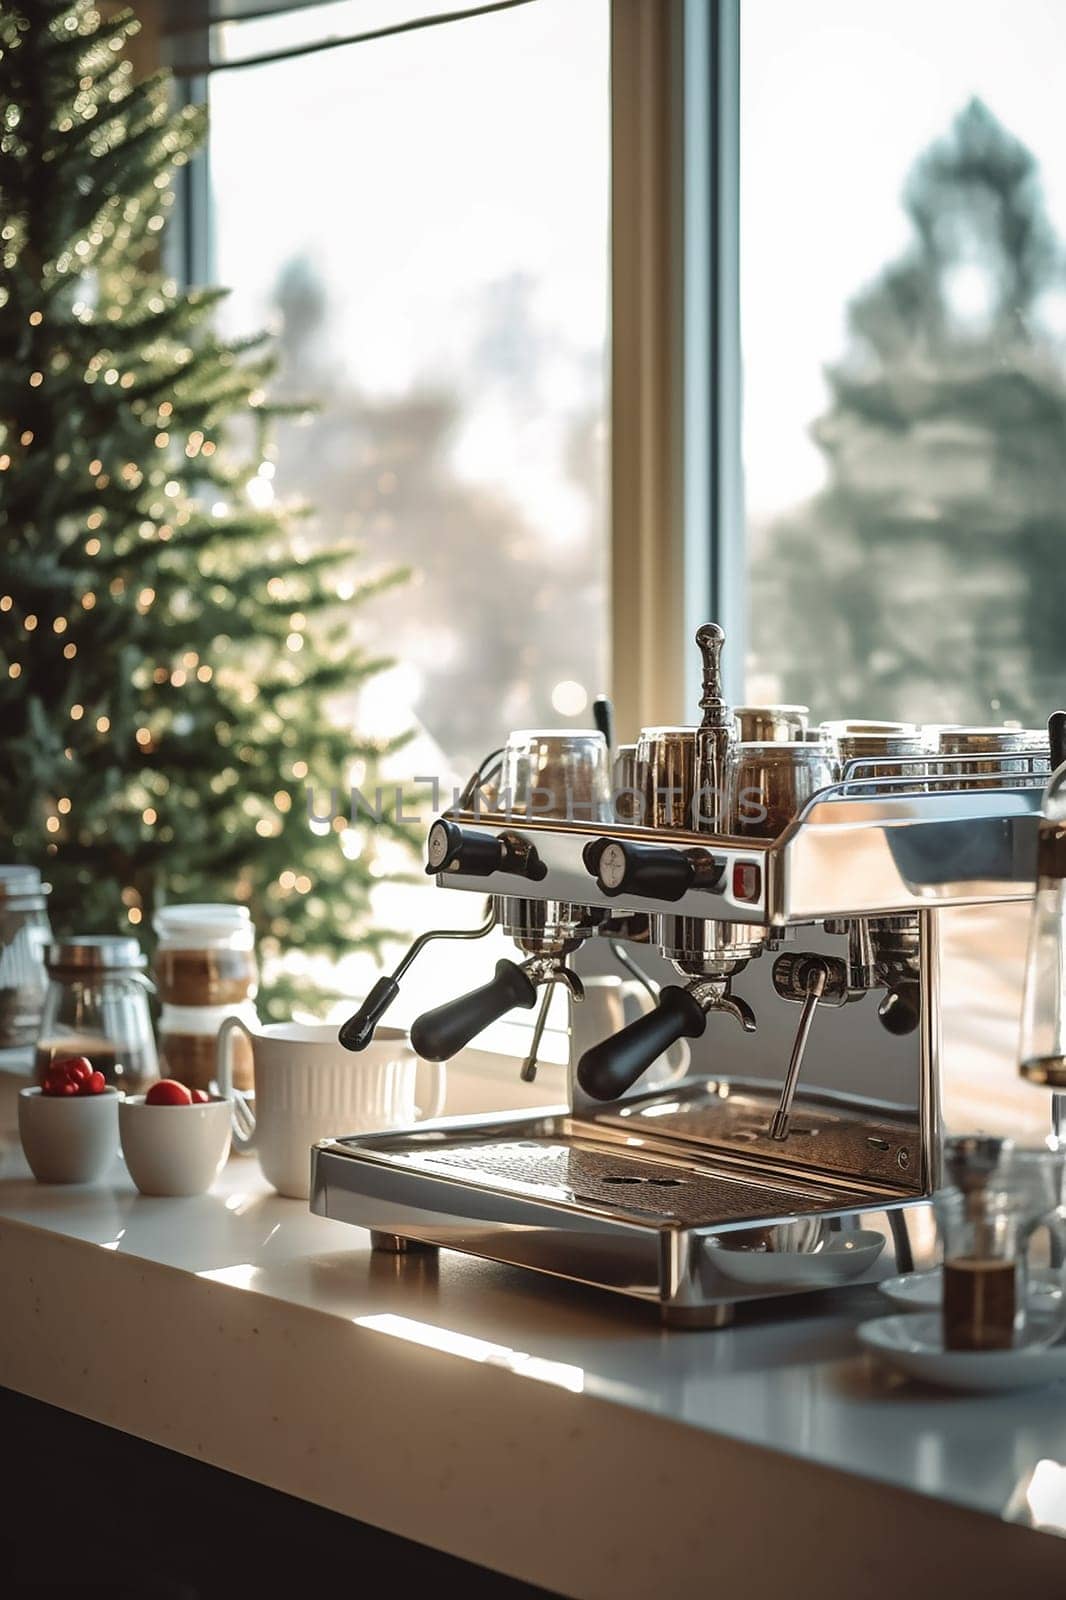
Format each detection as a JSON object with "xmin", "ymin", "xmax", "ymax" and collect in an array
[
  {"xmin": 61, "ymin": 1082, "xmax": 79, "ymax": 1096},
  {"xmin": 42, "ymin": 1064, "xmax": 76, "ymax": 1095},
  {"xmin": 87, "ymin": 1071, "xmax": 107, "ymax": 1095},
  {"xmin": 52, "ymin": 1055, "xmax": 92, "ymax": 1079},
  {"xmin": 189, "ymin": 1089, "xmax": 210, "ymax": 1104},
  {"xmin": 145, "ymin": 1078, "xmax": 193, "ymax": 1107}
]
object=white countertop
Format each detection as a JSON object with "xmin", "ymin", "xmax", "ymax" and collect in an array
[{"xmin": 2, "ymin": 1061, "xmax": 1065, "ymax": 1598}]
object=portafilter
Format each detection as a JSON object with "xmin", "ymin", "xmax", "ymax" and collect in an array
[{"xmin": 405, "ymin": 728, "xmax": 615, "ymax": 1074}]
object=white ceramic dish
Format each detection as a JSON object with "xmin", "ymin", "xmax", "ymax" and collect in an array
[
  {"xmin": 858, "ymin": 1313, "xmax": 1066, "ymax": 1392},
  {"xmin": 707, "ymin": 1228, "xmax": 884, "ymax": 1289},
  {"xmin": 879, "ymin": 1266, "xmax": 1062, "ymax": 1313},
  {"xmin": 18, "ymin": 1086, "xmax": 121, "ymax": 1184},
  {"xmin": 119, "ymin": 1094, "xmax": 231, "ymax": 1196}
]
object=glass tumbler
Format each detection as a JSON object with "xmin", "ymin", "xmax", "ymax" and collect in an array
[
  {"xmin": 498, "ymin": 729, "xmax": 612, "ymax": 822},
  {"xmin": 733, "ymin": 705, "xmax": 809, "ymax": 743},
  {"xmin": 934, "ymin": 1139, "xmax": 1066, "ymax": 1351},
  {"xmin": 936, "ymin": 726, "xmax": 1049, "ymax": 789},
  {"xmin": 635, "ymin": 725, "xmax": 698, "ymax": 829},
  {"xmin": 724, "ymin": 741, "xmax": 840, "ymax": 839}
]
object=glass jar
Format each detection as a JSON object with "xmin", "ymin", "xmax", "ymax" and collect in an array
[
  {"xmin": 153, "ymin": 904, "xmax": 257, "ymax": 1008},
  {"xmin": 0, "ymin": 866, "xmax": 52, "ymax": 1052},
  {"xmin": 36, "ymin": 936, "xmax": 158, "ymax": 1090}
]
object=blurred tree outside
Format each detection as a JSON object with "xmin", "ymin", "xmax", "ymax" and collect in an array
[
  {"xmin": 268, "ymin": 260, "xmax": 607, "ymax": 778},
  {"xmin": 752, "ymin": 99, "xmax": 1066, "ymax": 726}
]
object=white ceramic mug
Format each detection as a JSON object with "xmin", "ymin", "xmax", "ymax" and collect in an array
[{"xmin": 215, "ymin": 1020, "xmax": 446, "ymax": 1199}]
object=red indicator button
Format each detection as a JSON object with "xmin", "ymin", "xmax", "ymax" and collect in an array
[{"xmin": 732, "ymin": 861, "xmax": 762, "ymax": 903}]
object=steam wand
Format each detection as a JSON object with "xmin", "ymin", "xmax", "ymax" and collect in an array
[
  {"xmin": 338, "ymin": 901, "xmax": 498, "ymax": 1051},
  {"xmin": 768, "ymin": 954, "xmax": 850, "ymax": 1140}
]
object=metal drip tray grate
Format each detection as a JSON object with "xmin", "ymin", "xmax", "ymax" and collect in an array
[
  {"xmin": 602, "ymin": 1088, "xmax": 921, "ymax": 1188},
  {"xmin": 388, "ymin": 1137, "xmax": 834, "ymax": 1225}
]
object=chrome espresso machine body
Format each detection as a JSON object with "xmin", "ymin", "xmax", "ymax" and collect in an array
[{"xmin": 313, "ymin": 628, "xmax": 1056, "ymax": 1327}]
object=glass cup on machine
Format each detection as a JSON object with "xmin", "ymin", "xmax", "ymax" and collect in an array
[
  {"xmin": 934, "ymin": 1136, "xmax": 1066, "ymax": 1351},
  {"xmin": 498, "ymin": 729, "xmax": 613, "ymax": 822},
  {"xmin": 634, "ymin": 725, "xmax": 698, "ymax": 829},
  {"xmin": 734, "ymin": 705, "xmax": 809, "ymax": 743},
  {"xmin": 829, "ymin": 727, "xmax": 926, "ymax": 791},
  {"xmin": 934, "ymin": 726, "xmax": 1050, "ymax": 788},
  {"xmin": 723, "ymin": 741, "xmax": 840, "ymax": 839}
]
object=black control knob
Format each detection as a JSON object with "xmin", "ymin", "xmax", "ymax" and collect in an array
[
  {"xmin": 878, "ymin": 981, "xmax": 921, "ymax": 1036},
  {"xmin": 582, "ymin": 838, "xmax": 723, "ymax": 902},
  {"xmin": 426, "ymin": 818, "xmax": 544, "ymax": 881},
  {"xmin": 772, "ymin": 952, "xmax": 850, "ymax": 1007},
  {"xmin": 577, "ymin": 985, "xmax": 708, "ymax": 1101}
]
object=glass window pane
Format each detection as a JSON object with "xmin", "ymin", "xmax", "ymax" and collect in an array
[
  {"xmin": 208, "ymin": 0, "xmax": 609, "ymax": 780},
  {"xmin": 742, "ymin": 0, "xmax": 1066, "ymax": 726}
]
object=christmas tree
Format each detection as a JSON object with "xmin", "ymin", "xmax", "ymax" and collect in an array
[
  {"xmin": 752, "ymin": 100, "xmax": 1066, "ymax": 724},
  {"xmin": 0, "ymin": 1, "xmax": 411, "ymax": 1015}
]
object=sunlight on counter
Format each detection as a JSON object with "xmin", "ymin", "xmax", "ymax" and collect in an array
[{"xmin": 354, "ymin": 1313, "xmax": 585, "ymax": 1393}]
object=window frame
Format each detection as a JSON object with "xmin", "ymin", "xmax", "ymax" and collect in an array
[
  {"xmin": 609, "ymin": 0, "xmax": 741, "ymax": 735},
  {"xmin": 157, "ymin": 0, "xmax": 740, "ymax": 738}
]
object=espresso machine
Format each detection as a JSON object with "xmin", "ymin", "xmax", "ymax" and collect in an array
[{"xmin": 313, "ymin": 626, "xmax": 1055, "ymax": 1326}]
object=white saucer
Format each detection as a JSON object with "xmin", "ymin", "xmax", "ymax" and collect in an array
[
  {"xmin": 708, "ymin": 1229, "xmax": 884, "ymax": 1289},
  {"xmin": 858, "ymin": 1313, "xmax": 1066, "ymax": 1392},
  {"xmin": 879, "ymin": 1266, "xmax": 1062, "ymax": 1313}
]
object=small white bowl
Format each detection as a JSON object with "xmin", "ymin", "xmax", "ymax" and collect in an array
[
  {"xmin": 119, "ymin": 1094, "xmax": 232, "ymax": 1196},
  {"xmin": 706, "ymin": 1228, "xmax": 885, "ymax": 1289},
  {"xmin": 18, "ymin": 1086, "xmax": 122, "ymax": 1184}
]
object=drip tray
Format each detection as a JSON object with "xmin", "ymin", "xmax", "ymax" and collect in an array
[
  {"xmin": 311, "ymin": 1104, "xmax": 910, "ymax": 1320},
  {"xmin": 377, "ymin": 1133, "xmax": 833, "ymax": 1224}
]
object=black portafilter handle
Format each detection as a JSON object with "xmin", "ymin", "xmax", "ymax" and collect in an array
[
  {"xmin": 410, "ymin": 960, "xmax": 539, "ymax": 1062},
  {"xmin": 338, "ymin": 974, "xmax": 401, "ymax": 1052},
  {"xmin": 577, "ymin": 985, "xmax": 708, "ymax": 1102},
  {"xmin": 1049, "ymin": 711, "xmax": 1066, "ymax": 773}
]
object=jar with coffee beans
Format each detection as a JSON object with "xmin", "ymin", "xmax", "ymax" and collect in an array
[
  {"xmin": 153, "ymin": 904, "xmax": 258, "ymax": 1008},
  {"xmin": 159, "ymin": 999, "xmax": 257, "ymax": 1092}
]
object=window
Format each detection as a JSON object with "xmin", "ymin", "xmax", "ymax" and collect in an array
[
  {"xmin": 173, "ymin": 0, "xmax": 609, "ymax": 1039},
  {"xmin": 204, "ymin": 0, "xmax": 610, "ymax": 783},
  {"xmin": 741, "ymin": 0, "xmax": 1066, "ymax": 727}
]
